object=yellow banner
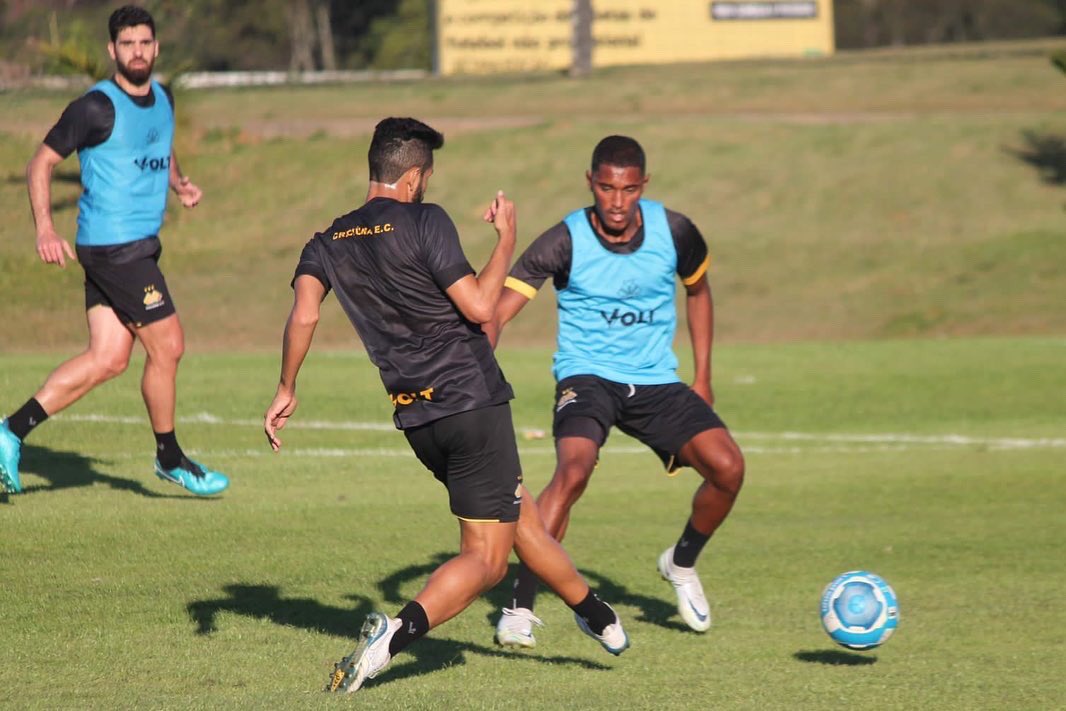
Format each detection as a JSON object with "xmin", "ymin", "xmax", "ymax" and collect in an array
[{"xmin": 436, "ymin": 0, "xmax": 835, "ymax": 75}]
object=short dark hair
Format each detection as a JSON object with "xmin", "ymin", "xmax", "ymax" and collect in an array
[
  {"xmin": 368, "ymin": 118, "xmax": 445, "ymax": 184},
  {"xmin": 591, "ymin": 135, "xmax": 646, "ymax": 174},
  {"xmin": 109, "ymin": 5, "xmax": 155, "ymax": 42}
]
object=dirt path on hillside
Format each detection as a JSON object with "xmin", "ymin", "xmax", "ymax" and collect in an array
[
  {"xmin": 220, "ymin": 111, "xmax": 928, "ymax": 139},
  {"xmin": 3, "ymin": 109, "xmax": 1023, "ymax": 143}
]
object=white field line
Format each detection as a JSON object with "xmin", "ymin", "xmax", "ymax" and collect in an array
[
  {"xmin": 97, "ymin": 444, "xmax": 953, "ymax": 460},
  {"xmin": 54, "ymin": 412, "xmax": 1066, "ymax": 453},
  {"xmin": 60, "ymin": 412, "xmax": 396, "ymax": 431}
]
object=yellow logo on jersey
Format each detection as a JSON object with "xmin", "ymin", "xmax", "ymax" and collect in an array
[
  {"xmin": 389, "ymin": 387, "xmax": 435, "ymax": 406},
  {"xmin": 332, "ymin": 223, "xmax": 393, "ymax": 240}
]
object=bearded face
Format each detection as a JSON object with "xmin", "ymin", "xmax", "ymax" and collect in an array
[
  {"xmin": 109, "ymin": 24, "xmax": 158, "ymax": 88},
  {"xmin": 116, "ymin": 52, "xmax": 154, "ymax": 86}
]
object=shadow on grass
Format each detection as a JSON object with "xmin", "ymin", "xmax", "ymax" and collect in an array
[
  {"xmin": 380, "ymin": 552, "xmax": 690, "ymax": 634},
  {"xmin": 1006, "ymin": 130, "xmax": 1066, "ymax": 185},
  {"xmin": 794, "ymin": 649, "xmax": 878, "ymax": 666},
  {"xmin": 188, "ymin": 583, "xmax": 375, "ymax": 637},
  {"xmin": 187, "ymin": 580, "xmax": 611, "ymax": 690},
  {"xmin": 4, "ymin": 169, "xmax": 81, "ymax": 185},
  {"xmin": 14, "ymin": 443, "xmax": 189, "ymax": 499},
  {"xmin": 4, "ymin": 170, "xmax": 81, "ymax": 211}
]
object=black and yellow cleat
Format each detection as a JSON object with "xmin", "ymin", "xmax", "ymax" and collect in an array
[
  {"xmin": 323, "ymin": 612, "xmax": 395, "ymax": 694},
  {"xmin": 326, "ymin": 665, "xmax": 347, "ymax": 693}
]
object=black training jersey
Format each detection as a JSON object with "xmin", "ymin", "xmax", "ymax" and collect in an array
[
  {"xmin": 294, "ymin": 197, "xmax": 514, "ymax": 429},
  {"xmin": 507, "ymin": 206, "xmax": 710, "ymax": 293},
  {"xmin": 43, "ymin": 79, "xmax": 175, "ymax": 158}
]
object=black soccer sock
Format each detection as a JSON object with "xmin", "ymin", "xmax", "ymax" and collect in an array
[
  {"xmin": 5, "ymin": 398, "xmax": 48, "ymax": 441},
  {"xmin": 672, "ymin": 518, "xmax": 712, "ymax": 568},
  {"xmin": 510, "ymin": 562, "xmax": 541, "ymax": 610},
  {"xmin": 569, "ymin": 590, "xmax": 615, "ymax": 635},
  {"xmin": 388, "ymin": 601, "xmax": 429, "ymax": 656},
  {"xmin": 153, "ymin": 430, "xmax": 185, "ymax": 469}
]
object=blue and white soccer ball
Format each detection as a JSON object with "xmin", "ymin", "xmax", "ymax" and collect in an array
[{"xmin": 820, "ymin": 570, "xmax": 899, "ymax": 650}]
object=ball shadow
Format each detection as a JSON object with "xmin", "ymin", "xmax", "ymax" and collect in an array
[{"xmin": 794, "ymin": 648, "xmax": 878, "ymax": 666}]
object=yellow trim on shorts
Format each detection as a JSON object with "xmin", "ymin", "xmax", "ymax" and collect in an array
[
  {"xmin": 457, "ymin": 515, "xmax": 501, "ymax": 523},
  {"xmin": 681, "ymin": 255, "xmax": 711, "ymax": 286},
  {"xmin": 504, "ymin": 276, "xmax": 538, "ymax": 300},
  {"xmin": 664, "ymin": 454, "xmax": 683, "ymax": 478}
]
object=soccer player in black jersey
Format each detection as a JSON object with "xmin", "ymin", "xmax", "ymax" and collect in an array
[
  {"xmin": 263, "ymin": 118, "xmax": 629, "ymax": 694},
  {"xmin": 0, "ymin": 5, "xmax": 227, "ymax": 497},
  {"xmin": 489, "ymin": 135, "xmax": 746, "ymax": 645}
]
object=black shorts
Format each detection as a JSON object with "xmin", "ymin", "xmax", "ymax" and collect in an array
[
  {"xmin": 403, "ymin": 402, "xmax": 522, "ymax": 523},
  {"xmin": 552, "ymin": 375, "xmax": 727, "ymax": 472},
  {"xmin": 77, "ymin": 237, "xmax": 176, "ymax": 328}
]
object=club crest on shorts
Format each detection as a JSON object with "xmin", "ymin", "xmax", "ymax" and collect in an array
[
  {"xmin": 143, "ymin": 284, "xmax": 165, "ymax": 310},
  {"xmin": 556, "ymin": 387, "xmax": 577, "ymax": 412}
]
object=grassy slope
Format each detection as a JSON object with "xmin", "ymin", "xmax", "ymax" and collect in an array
[
  {"xmin": 2, "ymin": 40, "xmax": 1066, "ymax": 350},
  {"xmin": 0, "ymin": 338, "xmax": 1063, "ymax": 708}
]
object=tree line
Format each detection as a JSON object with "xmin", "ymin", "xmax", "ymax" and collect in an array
[{"xmin": 834, "ymin": 0, "xmax": 1066, "ymax": 48}]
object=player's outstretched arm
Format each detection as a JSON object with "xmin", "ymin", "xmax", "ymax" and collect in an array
[
  {"xmin": 483, "ymin": 287, "xmax": 531, "ymax": 349},
  {"xmin": 169, "ymin": 149, "xmax": 202, "ymax": 208},
  {"xmin": 446, "ymin": 190, "xmax": 517, "ymax": 324},
  {"xmin": 685, "ymin": 274, "xmax": 715, "ymax": 406},
  {"xmin": 265, "ymin": 275, "xmax": 326, "ymax": 451},
  {"xmin": 26, "ymin": 143, "xmax": 75, "ymax": 268}
]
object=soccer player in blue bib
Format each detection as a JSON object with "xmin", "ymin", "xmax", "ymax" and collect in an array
[
  {"xmin": 0, "ymin": 6, "xmax": 228, "ymax": 497},
  {"xmin": 491, "ymin": 135, "xmax": 745, "ymax": 645}
]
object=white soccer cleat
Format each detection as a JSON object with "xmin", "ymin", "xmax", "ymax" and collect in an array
[
  {"xmin": 327, "ymin": 612, "xmax": 398, "ymax": 694},
  {"xmin": 574, "ymin": 602, "xmax": 630, "ymax": 656},
  {"xmin": 495, "ymin": 607, "xmax": 543, "ymax": 648},
  {"xmin": 658, "ymin": 546, "xmax": 712, "ymax": 632}
]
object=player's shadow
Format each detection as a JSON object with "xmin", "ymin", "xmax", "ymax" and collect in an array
[
  {"xmin": 188, "ymin": 583, "xmax": 375, "ymax": 637},
  {"xmin": 380, "ymin": 552, "xmax": 690, "ymax": 634},
  {"xmin": 186, "ymin": 578, "xmax": 611, "ymax": 688},
  {"xmin": 4, "ymin": 169, "xmax": 80, "ymax": 185},
  {"xmin": 13, "ymin": 443, "xmax": 189, "ymax": 499},
  {"xmin": 1005, "ymin": 130, "xmax": 1066, "ymax": 185},
  {"xmin": 4, "ymin": 170, "xmax": 81, "ymax": 211},
  {"xmin": 793, "ymin": 649, "xmax": 877, "ymax": 666}
]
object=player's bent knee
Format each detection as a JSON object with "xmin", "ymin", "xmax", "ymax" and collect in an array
[
  {"xmin": 714, "ymin": 452, "xmax": 745, "ymax": 496},
  {"xmin": 469, "ymin": 554, "xmax": 509, "ymax": 590},
  {"xmin": 162, "ymin": 335, "xmax": 185, "ymax": 364},
  {"xmin": 467, "ymin": 544, "xmax": 512, "ymax": 588},
  {"xmin": 93, "ymin": 352, "xmax": 130, "ymax": 381},
  {"xmin": 487, "ymin": 559, "xmax": 509, "ymax": 588}
]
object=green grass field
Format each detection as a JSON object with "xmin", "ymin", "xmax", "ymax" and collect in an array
[{"xmin": 1, "ymin": 338, "xmax": 1063, "ymax": 708}]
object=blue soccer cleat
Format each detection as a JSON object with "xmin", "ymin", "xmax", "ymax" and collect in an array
[
  {"xmin": 0, "ymin": 419, "xmax": 23, "ymax": 494},
  {"xmin": 154, "ymin": 456, "xmax": 229, "ymax": 496}
]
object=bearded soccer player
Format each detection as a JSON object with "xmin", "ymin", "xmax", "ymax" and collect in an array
[
  {"xmin": 0, "ymin": 5, "xmax": 227, "ymax": 497},
  {"xmin": 490, "ymin": 135, "xmax": 745, "ymax": 646},
  {"xmin": 263, "ymin": 117, "xmax": 628, "ymax": 694}
]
